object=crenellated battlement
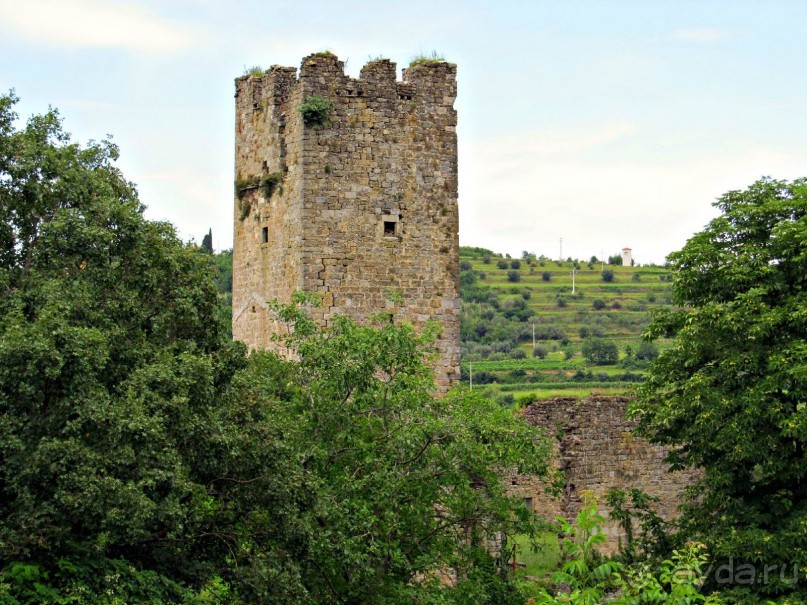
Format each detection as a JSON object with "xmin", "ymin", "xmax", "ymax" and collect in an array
[
  {"xmin": 236, "ymin": 53, "xmax": 456, "ymax": 120},
  {"xmin": 232, "ymin": 52, "xmax": 460, "ymax": 390}
]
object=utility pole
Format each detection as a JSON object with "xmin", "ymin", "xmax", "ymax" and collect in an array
[
  {"xmin": 559, "ymin": 238, "xmax": 563, "ymax": 263},
  {"xmin": 570, "ymin": 269, "xmax": 576, "ymax": 294}
]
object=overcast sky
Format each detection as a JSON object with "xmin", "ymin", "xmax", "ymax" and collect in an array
[{"xmin": 2, "ymin": 0, "xmax": 805, "ymax": 264}]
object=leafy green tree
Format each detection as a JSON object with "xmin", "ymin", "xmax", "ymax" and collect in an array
[
  {"xmin": 631, "ymin": 177, "xmax": 807, "ymax": 600},
  {"xmin": 255, "ymin": 297, "xmax": 555, "ymax": 603},
  {"xmin": 0, "ymin": 93, "xmax": 557, "ymax": 603},
  {"xmin": 507, "ymin": 269, "xmax": 521, "ymax": 282},
  {"xmin": 601, "ymin": 269, "xmax": 615, "ymax": 282},
  {"xmin": 0, "ymin": 92, "xmax": 286, "ymax": 601},
  {"xmin": 581, "ymin": 339, "xmax": 618, "ymax": 365}
]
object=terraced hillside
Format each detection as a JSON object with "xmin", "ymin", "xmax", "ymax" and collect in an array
[{"xmin": 458, "ymin": 247, "xmax": 674, "ymax": 404}]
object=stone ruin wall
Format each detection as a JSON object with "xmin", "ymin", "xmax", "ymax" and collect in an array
[
  {"xmin": 233, "ymin": 54, "xmax": 460, "ymax": 389},
  {"xmin": 509, "ymin": 395, "xmax": 698, "ymax": 551}
]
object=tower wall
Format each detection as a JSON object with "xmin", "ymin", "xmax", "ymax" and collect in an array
[{"xmin": 232, "ymin": 54, "xmax": 460, "ymax": 389}]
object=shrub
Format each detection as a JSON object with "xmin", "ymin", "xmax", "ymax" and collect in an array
[
  {"xmin": 482, "ymin": 255, "xmax": 491, "ymax": 264},
  {"xmin": 510, "ymin": 259, "xmax": 521, "ymax": 269},
  {"xmin": 507, "ymin": 270, "xmax": 521, "ymax": 283},
  {"xmin": 497, "ymin": 260, "xmax": 508, "ymax": 270},
  {"xmin": 592, "ymin": 298, "xmax": 606, "ymax": 310},
  {"xmin": 635, "ymin": 341, "xmax": 660, "ymax": 361},
  {"xmin": 261, "ymin": 172, "xmax": 283, "ymax": 198},
  {"xmin": 601, "ymin": 268, "xmax": 615, "ymax": 282},
  {"xmin": 459, "ymin": 259, "xmax": 473, "ymax": 271},
  {"xmin": 511, "ymin": 349, "xmax": 527, "ymax": 360},
  {"xmin": 542, "ymin": 271, "xmax": 552, "ymax": 281},
  {"xmin": 582, "ymin": 338, "xmax": 619, "ymax": 364},
  {"xmin": 532, "ymin": 345, "xmax": 549, "ymax": 359},
  {"xmin": 557, "ymin": 297, "xmax": 567, "ymax": 308},
  {"xmin": 497, "ymin": 394, "xmax": 515, "ymax": 406},
  {"xmin": 298, "ymin": 95, "xmax": 334, "ymax": 128},
  {"xmin": 611, "ymin": 300, "xmax": 622, "ymax": 309}
]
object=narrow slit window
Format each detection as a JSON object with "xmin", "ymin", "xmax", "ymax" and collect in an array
[
  {"xmin": 261, "ymin": 226, "xmax": 269, "ymax": 243},
  {"xmin": 383, "ymin": 221, "xmax": 396, "ymax": 237},
  {"xmin": 523, "ymin": 497, "xmax": 533, "ymax": 512}
]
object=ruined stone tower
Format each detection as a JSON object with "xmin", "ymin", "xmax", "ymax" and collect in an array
[{"xmin": 232, "ymin": 53, "xmax": 460, "ymax": 389}]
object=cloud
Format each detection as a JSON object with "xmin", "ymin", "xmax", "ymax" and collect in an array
[
  {"xmin": 670, "ymin": 27, "xmax": 734, "ymax": 43},
  {"xmin": 0, "ymin": 0, "xmax": 196, "ymax": 53},
  {"xmin": 458, "ymin": 127, "xmax": 803, "ymax": 264}
]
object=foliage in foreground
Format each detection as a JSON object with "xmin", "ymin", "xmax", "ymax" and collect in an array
[
  {"xmin": 630, "ymin": 177, "xmax": 807, "ymax": 600},
  {"xmin": 0, "ymin": 92, "xmax": 554, "ymax": 603},
  {"xmin": 530, "ymin": 495, "xmax": 722, "ymax": 605}
]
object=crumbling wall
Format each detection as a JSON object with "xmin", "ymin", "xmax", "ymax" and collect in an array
[{"xmin": 510, "ymin": 395, "xmax": 698, "ymax": 550}]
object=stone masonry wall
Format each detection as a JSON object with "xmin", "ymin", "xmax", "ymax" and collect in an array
[
  {"xmin": 509, "ymin": 396, "xmax": 698, "ymax": 551},
  {"xmin": 233, "ymin": 54, "xmax": 460, "ymax": 389}
]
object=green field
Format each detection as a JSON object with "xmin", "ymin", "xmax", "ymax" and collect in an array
[{"xmin": 459, "ymin": 248, "xmax": 673, "ymax": 403}]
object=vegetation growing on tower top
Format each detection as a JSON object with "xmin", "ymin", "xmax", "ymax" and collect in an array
[
  {"xmin": 298, "ymin": 94, "xmax": 334, "ymax": 128},
  {"xmin": 409, "ymin": 51, "xmax": 447, "ymax": 67}
]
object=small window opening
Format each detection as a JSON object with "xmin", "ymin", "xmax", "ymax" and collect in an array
[
  {"xmin": 251, "ymin": 306, "xmax": 256, "ymax": 313},
  {"xmin": 261, "ymin": 227, "xmax": 269, "ymax": 243},
  {"xmin": 388, "ymin": 313, "xmax": 394, "ymax": 324},
  {"xmin": 383, "ymin": 221, "xmax": 396, "ymax": 236},
  {"xmin": 523, "ymin": 497, "xmax": 533, "ymax": 512}
]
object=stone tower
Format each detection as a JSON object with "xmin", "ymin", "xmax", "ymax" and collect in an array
[{"xmin": 231, "ymin": 53, "xmax": 460, "ymax": 389}]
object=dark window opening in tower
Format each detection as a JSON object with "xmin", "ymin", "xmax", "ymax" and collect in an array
[{"xmin": 383, "ymin": 221, "xmax": 396, "ymax": 236}]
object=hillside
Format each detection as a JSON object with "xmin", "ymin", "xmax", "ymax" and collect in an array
[{"xmin": 458, "ymin": 247, "xmax": 673, "ymax": 403}]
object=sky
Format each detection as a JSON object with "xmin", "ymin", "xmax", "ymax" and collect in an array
[{"xmin": 1, "ymin": 0, "xmax": 805, "ymax": 264}]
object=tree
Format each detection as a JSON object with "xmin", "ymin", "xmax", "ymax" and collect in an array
[
  {"xmin": 631, "ymin": 177, "xmax": 807, "ymax": 600},
  {"xmin": 0, "ymin": 93, "xmax": 556, "ymax": 604},
  {"xmin": 0, "ymin": 92, "xmax": 279, "ymax": 601},
  {"xmin": 507, "ymin": 269, "xmax": 521, "ymax": 282},
  {"xmin": 601, "ymin": 269, "xmax": 614, "ymax": 282},
  {"xmin": 608, "ymin": 254, "xmax": 623, "ymax": 266},
  {"xmin": 581, "ymin": 339, "xmax": 618, "ymax": 365},
  {"xmin": 246, "ymin": 297, "xmax": 554, "ymax": 603},
  {"xmin": 634, "ymin": 341, "xmax": 659, "ymax": 362},
  {"xmin": 201, "ymin": 227, "xmax": 213, "ymax": 253}
]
